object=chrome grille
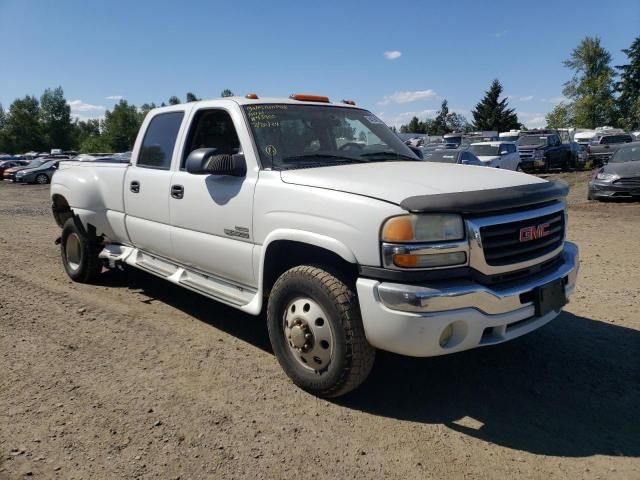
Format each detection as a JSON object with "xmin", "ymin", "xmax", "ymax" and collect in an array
[{"xmin": 479, "ymin": 211, "xmax": 565, "ymax": 266}]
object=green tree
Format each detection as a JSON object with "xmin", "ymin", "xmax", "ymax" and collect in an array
[
  {"xmin": 471, "ymin": 79, "xmax": 520, "ymax": 131},
  {"xmin": 403, "ymin": 116, "xmax": 424, "ymax": 133},
  {"xmin": 446, "ymin": 112, "xmax": 471, "ymax": 133},
  {"xmin": 562, "ymin": 36, "xmax": 616, "ymax": 128},
  {"xmin": 220, "ymin": 89, "xmax": 234, "ymax": 98},
  {"xmin": 103, "ymin": 100, "xmax": 141, "ymax": 152},
  {"xmin": 430, "ymin": 100, "xmax": 451, "ymax": 135},
  {"xmin": 79, "ymin": 134, "xmax": 110, "ymax": 153},
  {"xmin": 545, "ymin": 102, "xmax": 575, "ymax": 129},
  {"xmin": 185, "ymin": 92, "xmax": 199, "ymax": 102},
  {"xmin": 0, "ymin": 103, "xmax": 8, "ymax": 153},
  {"xmin": 615, "ymin": 36, "xmax": 640, "ymax": 130},
  {"xmin": 5, "ymin": 95, "xmax": 45, "ymax": 153},
  {"xmin": 168, "ymin": 96, "xmax": 181, "ymax": 105},
  {"xmin": 40, "ymin": 86, "xmax": 73, "ymax": 150},
  {"xmin": 73, "ymin": 118, "xmax": 102, "ymax": 150},
  {"xmin": 139, "ymin": 102, "xmax": 157, "ymax": 120}
]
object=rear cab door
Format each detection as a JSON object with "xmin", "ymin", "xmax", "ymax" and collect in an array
[{"xmin": 124, "ymin": 106, "xmax": 192, "ymax": 259}]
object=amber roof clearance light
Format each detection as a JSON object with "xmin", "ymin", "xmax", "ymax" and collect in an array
[
  {"xmin": 245, "ymin": 93, "xmax": 259, "ymax": 99},
  {"xmin": 289, "ymin": 93, "xmax": 330, "ymax": 103}
]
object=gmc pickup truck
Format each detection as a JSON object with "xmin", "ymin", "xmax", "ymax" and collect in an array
[
  {"xmin": 516, "ymin": 131, "xmax": 572, "ymax": 172},
  {"xmin": 51, "ymin": 94, "xmax": 579, "ymax": 397}
]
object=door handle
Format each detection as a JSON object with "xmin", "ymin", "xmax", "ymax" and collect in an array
[
  {"xmin": 171, "ymin": 184, "xmax": 184, "ymax": 199},
  {"xmin": 130, "ymin": 181, "xmax": 140, "ymax": 193}
]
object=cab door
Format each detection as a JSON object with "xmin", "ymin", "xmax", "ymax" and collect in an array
[
  {"xmin": 168, "ymin": 105, "xmax": 257, "ymax": 287},
  {"xmin": 124, "ymin": 110, "xmax": 186, "ymax": 259}
]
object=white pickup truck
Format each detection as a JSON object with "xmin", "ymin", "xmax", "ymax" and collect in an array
[{"xmin": 51, "ymin": 94, "xmax": 579, "ymax": 397}]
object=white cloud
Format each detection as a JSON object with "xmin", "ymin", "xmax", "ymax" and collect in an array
[
  {"xmin": 68, "ymin": 100, "xmax": 106, "ymax": 121},
  {"xmin": 542, "ymin": 96, "xmax": 567, "ymax": 104},
  {"xmin": 383, "ymin": 50, "xmax": 402, "ymax": 60},
  {"xmin": 105, "ymin": 95, "xmax": 123, "ymax": 100},
  {"xmin": 377, "ymin": 109, "xmax": 439, "ymax": 128},
  {"xmin": 518, "ymin": 111, "xmax": 546, "ymax": 128},
  {"xmin": 519, "ymin": 95, "xmax": 534, "ymax": 102},
  {"xmin": 494, "ymin": 30, "xmax": 508, "ymax": 38},
  {"xmin": 377, "ymin": 89, "xmax": 438, "ymax": 106}
]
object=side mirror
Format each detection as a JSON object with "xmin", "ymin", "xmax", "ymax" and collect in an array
[
  {"xmin": 408, "ymin": 146, "xmax": 423, "ymax": 159},
  {"xmin": 185, "ymin": 148, "xmax": 247, "ymax": 177},
  {"xmin": 500, "ymin": 150, "xmax": 508, "ymax": 155}
]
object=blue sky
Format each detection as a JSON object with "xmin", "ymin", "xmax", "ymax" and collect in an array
[{"xmin": 1, "ymin": 0, "xmax": 638, "ymax": 128}]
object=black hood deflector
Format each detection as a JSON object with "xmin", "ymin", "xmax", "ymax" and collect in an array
[{"xmin": 400, "ymin": 180, "xmax": 569, "ymax": 215}]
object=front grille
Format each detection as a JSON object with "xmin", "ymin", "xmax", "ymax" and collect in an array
[
  {"xmin": 480, "ymin": 211, "xmax": 565, "ymax": 266},
  {"xmin": 614, "ymin": 177, "xmax": 640, "ymax": 188},
  {"xmin": 519, "ymin": 150, "xmax": 534, "ymax": 159}
]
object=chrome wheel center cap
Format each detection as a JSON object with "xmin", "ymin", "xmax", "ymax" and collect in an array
[{"xmin": 290, "ymin": 324, "xmax": 307, "ymax": 348}]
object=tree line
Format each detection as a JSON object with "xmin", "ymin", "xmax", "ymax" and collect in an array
[
  {"xmin": 0, "ymin": 89, "xmax": 235, "ymax": 154},
  {"xmin": 402, "ymin": 35, "xmax": 640, "ymax": 135}
]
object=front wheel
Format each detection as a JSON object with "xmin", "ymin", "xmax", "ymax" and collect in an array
[
  {"xmin": 60, "ymin": 218, "xmax": 102, "ymax": 283},
  {"xmin": 267, "ymin": 265, "xmax": 375, "ymax": 398}
]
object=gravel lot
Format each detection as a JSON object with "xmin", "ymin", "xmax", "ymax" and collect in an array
[{"xmin": 1, "ymin": 171, "xmax": 639, "ymax": 479}]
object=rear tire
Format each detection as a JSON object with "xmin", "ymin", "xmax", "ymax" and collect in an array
[
  {"xmin": 60, "ymin": 217, "xmax": 102, "ymax": 283},
  {"xmin": 267, "ymin": 265, "xmax": 375, "ymax": 398},
  {"xmin": 35, "ymin": 173, "xmax": 49, "ymax": 184}
]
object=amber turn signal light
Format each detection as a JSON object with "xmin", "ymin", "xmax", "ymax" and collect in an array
[{"xmin": 289, "ymin": 93, "xmax": 330, "ymax": 103}]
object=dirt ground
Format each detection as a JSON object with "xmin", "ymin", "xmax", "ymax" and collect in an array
[{"xmin": 0, "ymin": 171, "xmax": 638, "ymax": 479}]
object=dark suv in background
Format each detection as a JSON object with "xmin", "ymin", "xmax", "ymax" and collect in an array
[{"xmin": 517, "ymin": 130, "xmax": 572, "ymax": 172}]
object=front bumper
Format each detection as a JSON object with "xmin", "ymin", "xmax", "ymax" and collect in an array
[
  {"xmin": 589, "ymin": 181, "xmax": 640, "ymax": 199},
  {"xmin": 356, "ymin": 242, "xmax": 579, "ymax": 357},
  {"xmin": 519, "ymin": 158, "xmax": 545, "ymax": 170}
]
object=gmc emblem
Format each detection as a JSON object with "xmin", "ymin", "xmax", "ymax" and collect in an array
[{"xmin": 519, "ymin": 223, "xmax": 550, "ymax": 242}]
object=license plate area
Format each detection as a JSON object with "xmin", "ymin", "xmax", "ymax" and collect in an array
[{"xmin": 534, "ymin": 278, "xmax": 566, "ymax": 316}]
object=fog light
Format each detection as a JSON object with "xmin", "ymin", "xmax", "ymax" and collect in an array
[{"xmin": 439, "ymin": 324, "xmax": 454, "ymax": 347}]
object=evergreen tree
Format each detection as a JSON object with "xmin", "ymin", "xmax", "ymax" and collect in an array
[
  {"xmin": 168, "ymin": 96, "xmax": 181, "ymax": 105},
  {"xmin": 471, "ymin": 79, "xmax": 520, "ymax": 131},
  {"xmin": 562, "ymin": 36, "xmax": 615, "ymax": 128},
  {"xmin": 615, "ymin": 36, "xmax": 640, "ymax": 130},
  {"xmin": 0, "ymin": 103, "xmax": 8, "ymax": 153},
  {"xmin": 220, "ymin": 89, "xmax": 234, "ymax": 98},
  {"xmin": 186, "ymin": 92, "xmax": 199, "ymax": 102},
  {"xmin": 40, "ymin": 86, "xmax": 73, "ymax": 150}
]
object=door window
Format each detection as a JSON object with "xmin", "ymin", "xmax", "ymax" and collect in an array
[
  {"xmin": 138, "ymin": 112, "xmax": 184, "ymax": 169},
  {"xmin": 182, "ymin": 109, "xmax": 241, "ymax": 167}
]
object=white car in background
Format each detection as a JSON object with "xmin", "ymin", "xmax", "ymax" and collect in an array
[{"xmin": 469, "ymin": 141, "xmax": 521, "ymax": 170}]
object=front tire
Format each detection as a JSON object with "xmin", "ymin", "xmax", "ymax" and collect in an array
[
  {"xmin": 60, "ymin": 218, "xmax": 102, "ymax": 283},
  {"xmin": 267, "ymin": 265, "xmax": 375, "ymax": 398}
]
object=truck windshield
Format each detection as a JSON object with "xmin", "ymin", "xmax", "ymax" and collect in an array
[
  {"xmin": 243, "ymin": 104, "xmax": 418, "ymax": 170},
  {"xmin": 517, "ymin": 136, "xmax": 548, "ymax": 146}
]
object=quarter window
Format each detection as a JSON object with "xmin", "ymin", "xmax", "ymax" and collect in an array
[{"xmin": 138, "ymin": 112, "xmax": 184, "ymax": 169}]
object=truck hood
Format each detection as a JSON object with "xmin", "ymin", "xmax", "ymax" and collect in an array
[
  {"xmin": 518, "ymin": 145, "xmax": 545, "ymax": 151},
  {"xmin": 280, "ymin": 161, "xmax": 546, "ymax": 205}
]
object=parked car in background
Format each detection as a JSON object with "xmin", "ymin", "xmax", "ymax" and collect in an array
[
  {"xmin": 586, "ymin": 133, "xmax": 634, "ymax": 166},
  {"xmin": 588, "ymin": 142, "xmax": 640, "ymax": 200},
  {"xmin": 517, "ymin": 132, "xmax": 571, "ymax": 172},
  {"xmin": 15, "ymin": 159, "xmax": 62, "ymax": 184},
  {"xmin": 3, "ymin": 159, "xmax": 48, "ymax": 181},
  {"xmin": 422, "ymin": 148, "xmax": 485, "ymax": 166},
  {"xmin": 0, "ymin": 159, "xmax": 30, "ymax": 177},
  {"xmin": 468, "ymin": 142, "xmax": 520, "ymax": 170}
]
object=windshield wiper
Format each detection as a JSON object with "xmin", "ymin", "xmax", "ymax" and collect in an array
[{"xmin": 359, "ymin": 151, "xmax": 420, "ymax": 161}]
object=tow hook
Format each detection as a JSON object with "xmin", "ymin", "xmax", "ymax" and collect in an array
[{"xmin": 54, "ymin": 236, "xmax": 61, "ymax": 245}]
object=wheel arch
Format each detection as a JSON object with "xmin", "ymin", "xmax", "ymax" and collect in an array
[{"xmin": 260, "ymin": 236, "xmax": 358, "ymax": 297}]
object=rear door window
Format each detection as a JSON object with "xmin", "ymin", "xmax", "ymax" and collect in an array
[{"xmin": 138, "ymin": 112, "xmax": 184, "ymax": 169}]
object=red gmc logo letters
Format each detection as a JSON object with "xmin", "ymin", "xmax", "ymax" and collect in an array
[{"xmin": 519, "ymin": 223, "xmax": 550, "ymax": 242}]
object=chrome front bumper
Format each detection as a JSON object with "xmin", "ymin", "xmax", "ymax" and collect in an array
[{"xmin": 356, "ymin": 242, "xmax": 579, "ymax": 357}]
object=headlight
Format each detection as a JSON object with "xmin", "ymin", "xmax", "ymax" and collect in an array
[
  {"xmin": 595, "ymin": 172, "xmax": 619, "ymax": 182},
  {"xmin": 16, "ymin": 171, "xmax": 26, "ymax": 176},
  {"xmin": 382, "ymin": 214, "xmax": 464, "ymax": 243},
  {"xmin": 381, "ymin": 214, "xmax": 467, "ymax": 269},
  {"xmin": 534, "ymin": 150, "xmax": 545, "ymax": 160}
]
